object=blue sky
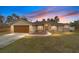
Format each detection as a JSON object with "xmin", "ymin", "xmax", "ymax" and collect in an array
[
  {"xmin": 0, "ymin": 6, "xmax": 46, "ymax": 16},
  {"xmin": 0, "ymin": 6, "xmax": 79, "ymax": 23}
]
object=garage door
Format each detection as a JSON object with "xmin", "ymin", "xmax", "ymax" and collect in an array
[{"xmin": 14, "ymin": 25, "xmax": 29, "ymax": 33}]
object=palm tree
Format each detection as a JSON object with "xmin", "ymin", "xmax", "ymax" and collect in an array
[
  {"xmin": 42, "ymin": 19, "xmax": 45, "ymax": 21},
  {"xmin": 47, "ymin": 18, "xmax": 50, "ymax": 22},
  {"xmin": 54, "ymin": 16, "xmax": 59, "ymax": 23},
  {"xmin": 51, "ymin": 18, "xmax": 53, "ymax": 21},
  {"xmin": 42, "ymin": 19, "xmax": 46, "ymax": 22}
]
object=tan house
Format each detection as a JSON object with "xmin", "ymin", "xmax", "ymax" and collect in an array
[{"xmin": 10, "ymin": 19, "xmax": 72, "ymax": 34}]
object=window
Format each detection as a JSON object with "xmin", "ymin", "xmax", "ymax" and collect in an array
[
  {"xmin": 51, "ymin": 26, "xmax": 57, "ymax": 30},
  {"xmin": 37, "ymin": 26, "xmax": 43, "ymax": 30},
  {"xmin": 64, "ymin": 25, "xmax": 69, "ymax": 28}
]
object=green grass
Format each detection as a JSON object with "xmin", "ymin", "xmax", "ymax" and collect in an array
[{"xmin": 0, "ymin": 32, "xmax": 79, "ymax": 53}]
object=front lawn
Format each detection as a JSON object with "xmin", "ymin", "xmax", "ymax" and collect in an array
[{"xmin": 0, "ymin": 32, "xmax": 79, "ymax": 53}]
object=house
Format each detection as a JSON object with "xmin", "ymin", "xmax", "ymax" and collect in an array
[{"xmin": 10, "ymin": 18, "xmax": 71, "ymax": 34}]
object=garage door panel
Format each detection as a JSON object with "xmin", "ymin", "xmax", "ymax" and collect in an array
[{"xmin": 14, "ymin": 25, "xmax": 29, "ymax": 33}]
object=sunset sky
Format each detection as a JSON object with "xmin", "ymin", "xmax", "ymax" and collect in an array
[{"xmin": 0, "ymin": 6, "xmax": 79, "ymax": 23}]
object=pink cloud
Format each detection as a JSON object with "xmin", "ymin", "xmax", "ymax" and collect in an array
[{"xmin": 26, "ymin": 7, "xmax": 79, "ymax": 23}]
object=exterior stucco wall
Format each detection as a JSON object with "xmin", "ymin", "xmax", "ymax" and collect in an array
[
  {"xmin": 29, "ymin": 25, "xmax": 34, "ymax": 33},
  {"xmin": 58, "ymin": 26, "xmax": 64, "ymax": 32},
  {"xmin": 12, "ymin": 21, "xmax": 31, "ymax": 25},
  {"xmin": 10, "ymin": 25, "xmax": 14, "ymax": 33}
]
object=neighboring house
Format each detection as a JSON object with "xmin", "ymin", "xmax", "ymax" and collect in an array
[{"xmin": 10, "ymin": 19, "xmax": 72, "ymax": 33}]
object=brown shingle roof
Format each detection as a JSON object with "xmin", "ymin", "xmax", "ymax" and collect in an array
[
  {"xmin": 32, "ymin": 21, "xmax": 44, "ymax": 26},
  {"xmin": 32, "ymin": 20, "xmax": 70, "ymax": 26}
]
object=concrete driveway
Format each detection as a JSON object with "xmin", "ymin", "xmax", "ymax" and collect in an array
[
  {"xmin": 0, "ymin": 32, "xmax": 52, "ymax": 48},
  {"xmin": 0, "ymin": 33, "xmax": 26, "ymax": 48}
]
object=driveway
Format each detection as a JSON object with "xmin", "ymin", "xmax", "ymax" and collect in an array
[
  {"xmin": 0, "ymin": 32, "xmax": 52, "ymax": 48},
  {"xmin": 0, "ymin": 33, "xmax": 26, "ymax": 48}
]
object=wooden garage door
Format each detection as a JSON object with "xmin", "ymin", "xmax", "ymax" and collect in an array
[{"xmin": 14, "ymin": 25, "xmax": 29, "ymax": 33}]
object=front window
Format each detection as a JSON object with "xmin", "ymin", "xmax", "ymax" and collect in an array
[
  {"xmin": 37, "ymin": 26, "xmax": 43, "ymax": 30},
  {"xmin": 51, "ymin": 26, "xmax": 57, "ymax": 30},
  {"xmin": 64, "ymin": 25, "xmax": 69, "ymax": 28}
]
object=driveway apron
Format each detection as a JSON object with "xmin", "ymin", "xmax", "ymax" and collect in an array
[{"xmin": 0, "ymin": 33, "xmax": 26, "ymax": 48}]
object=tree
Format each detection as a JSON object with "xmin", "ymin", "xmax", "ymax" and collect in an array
[
  {"xmin": 70, "ymin": 22, "xmax": 75, "ymax": 27},
  {"xmin": 6, "ymin": 16, "xmax": 13, "ymax": 24},
  {"xmin": 47, "ymin": 18, "xmax": 50, "ymax": 22},
  {"xmin": 12, "ymin": 13, "xmax": 20, "ymax": 20},
  {"xmin": 6, "ymin": 13, "xmax": 20, "ymax": 24},
  {"xmin": 21, "ymin": 16, "xmax": 27, "ymax": 21},
  {"xmin": 70, "ymin": 20, "xmax": 79, "ymax": 31},
  {"xmin": 42, "ymin": 19, "xmax": 46, "ymax": 23},
  {"xmin": 70, "ymin": 20, "xmax": 79, "ymax": 26},
  {"xmin": 74, "ymin": 20, "xmax": 79, "ymax": 25},
  {"xmin": 42, "ymin": 19, "xmax": 45, "ymax": 21},
  {"xmin": 71, "ymin": 20, "xmax": 79, "ymax": 28},
  {"xmin": 0, "ymin": 15, "xmax": 4, "ymax": 24},
  {"xmin": 51, "ymin": 18, "xmax": 54, "ymax": 22},
  {"xmin": 54, "ymin": 16, "xmax": 59, "ymax": 23}
]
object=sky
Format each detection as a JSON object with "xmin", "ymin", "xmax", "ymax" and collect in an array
[{"xmin": 0, "ymin": 6, "xmax": 79, "ymax": 23}]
